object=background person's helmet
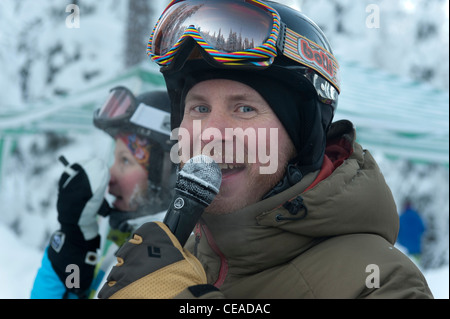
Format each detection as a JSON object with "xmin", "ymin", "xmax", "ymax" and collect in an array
[
  {"xmin": 152, "ymin": 0, "xmax": 340, "ymax": 195},
  {"xmin": 94, "ymin": 88, "xmax": 176, "ymax": 211}
]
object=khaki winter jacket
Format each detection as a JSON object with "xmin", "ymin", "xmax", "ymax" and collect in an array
[{"xmin": 181, "ymin": 120, "xmax": 433, "ymax": 299}]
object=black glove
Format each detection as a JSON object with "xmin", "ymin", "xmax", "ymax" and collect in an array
[{"xmin": 47, "ymin": 156, "xmax": 110, "ymax": 298}]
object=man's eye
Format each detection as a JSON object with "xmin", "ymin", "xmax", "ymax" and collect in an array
[
  {"xmin": 194, "ymin": 105, "xmax": 210, "ymax": 113},
  {"xmin": 238, "ymin": 106, "xmax": 255, "ymax": 113}
]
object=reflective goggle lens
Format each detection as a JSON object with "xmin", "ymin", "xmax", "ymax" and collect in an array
[
  {"xmin": 150, "ymin": 0, "xmax": 275, "ymax": 56},
  {"xmin": 97, "ymin": 88, "xmax": 135, "ymax": 119}
]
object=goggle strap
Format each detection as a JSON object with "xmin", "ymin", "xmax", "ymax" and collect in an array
[
  {"xmin": 282, "ymin": 26, "xmax": 340, "ymax": 93},
  {"xmin": 276, "ymin": 22, "xmax": 287, "ymax": 54},
  {"xmin": 129, "ymin": 103, "xmax": 172, "ymax": 136}
]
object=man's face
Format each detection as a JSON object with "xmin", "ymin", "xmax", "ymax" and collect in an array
[{"xmin": 180, "ymin": 79, "xmax": 296, "ymax": 215}]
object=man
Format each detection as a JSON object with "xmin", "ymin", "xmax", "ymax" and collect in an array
[{"xmin": 99, "ymin": 0, "xmax": 432, "ymax": 299}]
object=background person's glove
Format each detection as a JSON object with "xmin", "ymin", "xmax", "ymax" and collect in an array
[
  {"xmin": 98, "ymin": 221, "xmax": 207, "ymax": 299},
  {"xmin": 47, "ymin": 156, "xmax": 110, "ymax": 297}
]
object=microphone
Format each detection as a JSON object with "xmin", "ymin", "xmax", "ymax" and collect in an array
[{"xmin": 163, "ymin": 155, "xmax": 222, "ymax": 246}]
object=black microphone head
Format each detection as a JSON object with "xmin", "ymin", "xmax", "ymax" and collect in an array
[{"xmin": 176, "ymin": 155, "xmax": 222, "ymax": 205}]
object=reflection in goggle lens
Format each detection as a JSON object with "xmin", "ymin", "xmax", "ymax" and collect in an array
[
  {"xmin": 98, "ymin": 90, "xmax": 134, "ymax": 119},
  {"xmin": 152, "ymin": 0, "xmax": 273, "ymax": 56}
]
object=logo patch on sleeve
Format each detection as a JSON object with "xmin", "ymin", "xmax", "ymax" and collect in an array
[{"xmin": 50, "ymin": 231, "xmax": 66, "ymax": 253}]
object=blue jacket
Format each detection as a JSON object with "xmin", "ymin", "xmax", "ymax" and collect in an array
[
  {"xmin": 31, "ymin": 248, "xmax": 69, "ymax": 299},
  {"xmin": 397, "ymin": 207, "xmax": 426, "ymax": 255}
]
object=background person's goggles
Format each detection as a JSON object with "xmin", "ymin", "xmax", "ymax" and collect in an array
[
  {"xmin": 94, "ymin": 86, "xmax": 137, "ymax": 130},
  {"xmin": 94, "ymin": 87, "xmax": 172, "ymax": 141},
  {"xmin": 147, "ymin": 0, "xmax": 340, "ymax": 93}
]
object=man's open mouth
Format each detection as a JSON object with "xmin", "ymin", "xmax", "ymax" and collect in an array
[{"xmin": 218, "ymin": 163, "xmax": 246, "ymax": 177}]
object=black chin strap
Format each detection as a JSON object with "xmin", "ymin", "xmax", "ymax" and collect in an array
[
  {"xmin": 262, "ymin": 148, "xmax": 325, "ymax": 200},
  {"xmin": 262, "ymin": 163, "xmax": 303, "ymax": 200}
]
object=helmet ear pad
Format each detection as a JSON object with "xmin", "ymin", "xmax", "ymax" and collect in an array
[{"xmin": 294, "ymin": 99, "xmax": 332, "ymax": 174}]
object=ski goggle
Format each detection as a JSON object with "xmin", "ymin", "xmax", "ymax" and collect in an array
[
  {"xmin": 93, "ymin": 86, "xmax": 172, "ymax": 143},
  {"xmin": 147, "ymin": 0, "xmax": 340, "ymax": 93}
]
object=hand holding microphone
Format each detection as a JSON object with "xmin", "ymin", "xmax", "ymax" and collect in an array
[{"xmin": 99, "ymin": 155, "xmax": 222, "ymax": 299}]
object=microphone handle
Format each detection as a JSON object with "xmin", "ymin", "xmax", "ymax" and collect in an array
[{"xmin": 163, "ymin": 190, "xmax": 208, "ymax": 247}]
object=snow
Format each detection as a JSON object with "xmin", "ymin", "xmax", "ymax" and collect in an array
[
  {"xmin": 0, "ymin": 224, "xmax": 43, "ymax": 299},
  {"xmin": 0, "ymin": 0, "xmax": 448, "ymax": 299},
  {"xmin": 423, "ymin": 265, "xmax": 450, "ymax": 299}
]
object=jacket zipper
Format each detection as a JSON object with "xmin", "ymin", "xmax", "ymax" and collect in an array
[{"xmin": 194, "ymin": 222, "xmax": 228, "ymax": 288}]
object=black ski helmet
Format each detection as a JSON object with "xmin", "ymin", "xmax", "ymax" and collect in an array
[{"xmin": 94, "ymin": 88, "xmax": 176, "ymax": 200}]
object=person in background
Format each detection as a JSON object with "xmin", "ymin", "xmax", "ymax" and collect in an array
[
  {"xmin": 31, "ymin": 87, "xmax": 176, "ymax": 299},
  {"xmin": 99, "ymin": 0, "xmax": 433, "ymax": 299},
  {"xmin": 397, "ymin": 198, "xmax": 426, "ymax": 259}
]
